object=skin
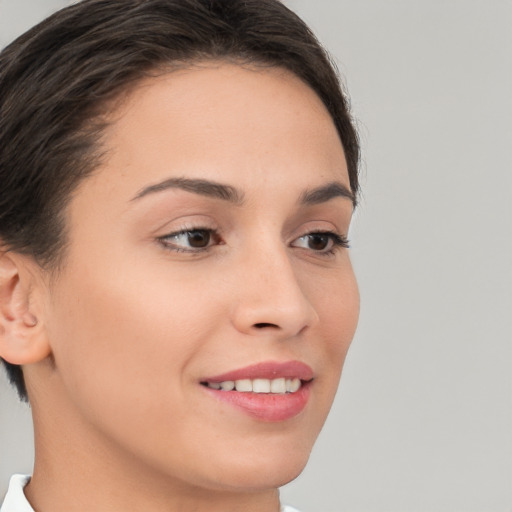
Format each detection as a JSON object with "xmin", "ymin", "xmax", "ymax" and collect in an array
[{"xmin": 3, "ymin": 63, "xmax": 359, "ymax": 512}]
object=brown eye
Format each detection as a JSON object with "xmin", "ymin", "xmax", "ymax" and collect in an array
[
  {"xmin": 291, "ymin": 231, "xmax": 349, "ymax": 254},
  {"xmin": 159, "ymin": 228, "xmax": 219, "ymax": 252},
  {"xmin": 291, "ymin": 233, "xmax": 333, "ymax": 252},
  {"xmin": 187, "ymin": 230, "xmax": 211, "ymax": 248},
  {"xmin": 306, "ymin": 233, "xmax": 330, "ymax": 251}
]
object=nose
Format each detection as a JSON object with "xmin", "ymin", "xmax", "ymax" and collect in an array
[{"xmin": 230, "ymin": 245, "xmax": 319, "ymax": 339}]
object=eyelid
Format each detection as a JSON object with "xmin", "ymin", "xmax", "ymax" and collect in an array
[{"xmin": 301, "ymin": 229, "xmax": 350, "ymax": 246}]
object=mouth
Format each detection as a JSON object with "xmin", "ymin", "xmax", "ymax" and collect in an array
[
  {"xmin": 201, "ymin": 377, "xmax": 305, "ymax": 394},
  {"xmin": 200, "ymin": 361, "xmax": 314, "ymax": 422}
]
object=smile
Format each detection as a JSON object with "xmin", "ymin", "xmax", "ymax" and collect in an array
[
  {"xmin": 203, "ymin": 377, "xmax": 303, "ymax": 394},
  {"xmin": 200, "ymin": 361, "xmax": 314, "ymax": 421}
]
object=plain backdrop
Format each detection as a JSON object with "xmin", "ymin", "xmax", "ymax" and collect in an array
[{"xmin": 1, "ymin": 1, "xmax": 511, "ymax": 511}]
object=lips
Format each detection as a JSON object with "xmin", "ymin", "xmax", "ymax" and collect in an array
[
  {"xmin": 200, "ymin": 361, "xmax": 313, "ymax": 422},
  {"xmin": 202, "ymin": 360, "xmax": 314, "ymax": 382}
]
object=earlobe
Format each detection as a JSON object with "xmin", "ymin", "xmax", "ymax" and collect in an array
[{"xmin": 0, "ymin": 250, "xmax": 51, "ymax": 365}]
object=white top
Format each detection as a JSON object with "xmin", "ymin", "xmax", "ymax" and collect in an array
[
  {"xmin": 1, "ymin": 475, "xmax": 301, "ymax": 512},
  {"xmin": 0, "ymin": 476, "xmax": 33, "ymax": 512}
]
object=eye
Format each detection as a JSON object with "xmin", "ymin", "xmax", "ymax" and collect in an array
[
  {"xmin": 291, "ymin": 231, "xmax": 349, "ymax": 254},
  {"xmin": 158, "ymin": 228, "xmax": 220, "ymax": 252}
]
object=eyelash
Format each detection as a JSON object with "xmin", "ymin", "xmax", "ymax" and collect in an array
[
  {"xmin": 296, "ymin": 230, "xmax": 350, "ymax": 255},
  {"xmin": 158, "ymin": 227, "xmax": 350, "ymax": 256}
]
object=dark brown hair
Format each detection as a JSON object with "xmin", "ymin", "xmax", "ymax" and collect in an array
[{"xmin": 0, "ymin": 0, "xmax": 360, "ymax": 401}]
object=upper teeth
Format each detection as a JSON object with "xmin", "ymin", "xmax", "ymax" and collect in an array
[{"xmin": 206, "ymin": 378, "xmax": 301, "ymax": 394}]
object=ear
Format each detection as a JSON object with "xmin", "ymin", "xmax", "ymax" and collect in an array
[{"xmin": 0, "ymin": 250, "xmax": 51, "ymax": 365}]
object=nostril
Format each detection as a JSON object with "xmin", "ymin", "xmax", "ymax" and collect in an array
[{"xmin": 254, "ymin": 322, "xmax": 279, "ymax": 329}]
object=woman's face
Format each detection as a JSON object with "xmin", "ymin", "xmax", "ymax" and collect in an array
[{"xmin": 39, "ymin": 63, "xmax": 359, "ymax": 492}]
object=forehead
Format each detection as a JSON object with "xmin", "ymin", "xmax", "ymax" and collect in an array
[{"xmin": 76, "ymin": 63, "xmax": 349, "ymax": 210}]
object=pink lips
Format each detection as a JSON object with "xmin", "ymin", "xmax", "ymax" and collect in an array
[
  {"xmin": 204, "ymin": 360, "xmax": 314, "ymax": 382},
  {"xmin": 201, "ymin": 361, "xmax": 314, "ymax": 422}
]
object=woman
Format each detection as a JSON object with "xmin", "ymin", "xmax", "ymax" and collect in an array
[{"xmin": 0, "ymin": 1, "xmax": 360, "ymax": 511}]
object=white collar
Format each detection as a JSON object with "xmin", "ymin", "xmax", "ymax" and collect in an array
[{"xmin": 0, "ymin": 475, "xmax": 34, "ymax": 512}]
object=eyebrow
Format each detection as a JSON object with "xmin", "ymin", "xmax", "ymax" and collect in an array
[
  {"xmin": 132, "ymin": 177, "xmax": 355, "ymax": 208},
  {"xmin": 131, "ymin": 177, "xmax": 245, "ymax": 204},
  {"xmin": 300, "ymin": 182, "xmax": 356, "ymax": 208}
]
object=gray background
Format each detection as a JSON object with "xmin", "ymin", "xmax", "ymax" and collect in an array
[{"xmin": 1, "ymin": 1, "xmax": 511, "ymax": 511}]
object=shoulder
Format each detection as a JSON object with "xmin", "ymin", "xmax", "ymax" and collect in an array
[{"xmin": 1, "ymin": 475, "xmax": 34, "ymax": 512}]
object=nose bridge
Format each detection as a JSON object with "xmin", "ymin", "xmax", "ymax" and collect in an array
[{"xmin": 231, "ymin": 237, "xmax": 319, "ymax": 337}]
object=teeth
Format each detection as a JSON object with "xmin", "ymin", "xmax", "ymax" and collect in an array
[
  {"xmin": 270, "ymin": 377, "xmax": 286, "ymax": 393},
  {"xmin": 253, "ymin": 378, "xmax": 270, "ymax": 393},
  {"xmin": 235, "ymin": 379, "xmax": 252, "ymax": 392},
  {"xmin": 220, "ymin": 381, "xmax": 235, "ymax": 391},
  {"xmin": 206, "ymin": 378, "xmax": 303, "ymax": 394},
  {"xmin": 287, "ymin": 378, "xmax": 301, "ymax": 393}
]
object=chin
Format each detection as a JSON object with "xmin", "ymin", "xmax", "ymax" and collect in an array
[
  {"xmin": 199, "ymin": 442, "xmax": 313, "ymax": 492},
  {"xmin": 206, "ymin": 465, "xmax": 307, "ymax": 493}
]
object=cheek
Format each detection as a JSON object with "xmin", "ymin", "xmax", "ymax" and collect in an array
[
  {"xmin": 310, "ymin": 261, "xmax": 359, "ymax": 346},
  {"xmin": 314, "ymin": 266, "xmax": 359, "ymax": 386},
  {"xmin": 43, "ymin": 261, "xmax": 235, "ymax": 479},
  {"xmin": 44, "ymin": 256, "xmax": 218, "ymax": 422}
]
